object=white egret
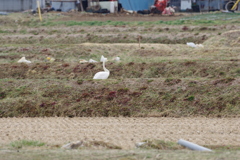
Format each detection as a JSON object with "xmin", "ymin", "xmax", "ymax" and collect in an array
[
  {"xmin": 17, "ymin": 57, "xmax": 31, "ymax": 63},
  {"xmin": 93, "ymin": 58, "xmax": 110, "ymax": 79}
]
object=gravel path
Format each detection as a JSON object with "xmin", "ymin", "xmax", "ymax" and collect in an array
[{"xmin": 0, "ymin": 117, "xmax": 240, "ymax": 149}]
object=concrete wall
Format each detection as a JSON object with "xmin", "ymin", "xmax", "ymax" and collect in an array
[{"xmin": 0, "ymin": 0, "xmax": 45, "ymax": 12}]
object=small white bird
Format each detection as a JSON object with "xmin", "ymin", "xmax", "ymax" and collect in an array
[
  {"xmin": 17, "ymin": 57, "xmax": 31, "ymax": 63},
  {"xmin": 187, "ymin": 42, "xmax": 204, "ymax": 48},
  {"xmin": 186, "ymin": 42, "xmax": 197, "ymax": 48},
  {"xmin": 93, "ymin": 58, "xmax": 110, "ymax": 80},
  {"xmin": 89, "ymin": 59, "xmax": 98, "ymax": 63}
]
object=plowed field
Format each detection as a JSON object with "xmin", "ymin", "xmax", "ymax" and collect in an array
[{"xmin": 1, "ymin": 117, "xmax": 240, "ymax": 149}]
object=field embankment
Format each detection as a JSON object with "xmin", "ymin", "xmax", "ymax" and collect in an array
[{"xmin": 0, "ymin": 12, "xmax": 239, "ymax": 118}]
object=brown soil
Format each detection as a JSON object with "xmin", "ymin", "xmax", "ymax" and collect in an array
[{"xmin": 1, "ymin": 117, "xmax": 240, "ymax": 149}]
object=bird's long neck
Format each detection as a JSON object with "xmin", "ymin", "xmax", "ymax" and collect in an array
[{"xmin": 103, "ymin": 60, "xmax": 109, "ymax": 72}]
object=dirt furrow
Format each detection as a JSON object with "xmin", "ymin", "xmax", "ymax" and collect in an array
[{"xmin": 0, "ymin": 117, "xmax": 240, "ymax": 149}]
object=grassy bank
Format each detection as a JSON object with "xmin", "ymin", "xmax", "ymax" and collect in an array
[
  {"xmin": 0, "ymin": 12, "xmax": 239, "ymax": 118},
  {"xmin": 1, "ymin": 139, "xmax": 240, "ymax": 160},
  {"xmin": 0, "ymin": 78, "xmax": 239, "ymax": 117},
  {"xmin": 1, "ymin": 148, "xmax": 240, "ymax": 160}
]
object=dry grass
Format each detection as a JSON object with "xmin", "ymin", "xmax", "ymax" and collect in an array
[
  {"xmin": 1, "ymin": 148, "xmax": 240, "ymax": 160},
  {"xmin": 0, "ymin": 78, "xmax": 239, "ymax": 117},
  {"xmin": 0, "ymin": 12, "xmax": 239, "ymax": 118},
  {"xmin": 1, "ymin": 12, "xmax": 240, "ymax": 160}
]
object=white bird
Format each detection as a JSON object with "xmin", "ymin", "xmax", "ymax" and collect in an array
[
  {"xmin": 186, "ymin": 42, "xmax": 197, "ymax": 48},
  {"xmin": 187, "ymin": 42, "xmax": 204, "ymax": 48},
  {"xmin": 93, "ymin": 58, "xmax": 110, "ymax": 79},
  {"xmin": 100, "ymin": 55, "xmax": 105, "ymax": 62},
  {"xmin": 89, "ymin": 59, "xmax": 98, "ymax": 63},
  {"xmin": 17, "ymin": 57, "xmax": 31, "ymax": 63}
]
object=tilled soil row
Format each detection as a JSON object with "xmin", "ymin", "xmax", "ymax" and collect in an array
[{"xmin": 0, "ymin": 117, "xmax": 240, "ymax": 149}]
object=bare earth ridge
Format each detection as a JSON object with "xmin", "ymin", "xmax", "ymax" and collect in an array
[{"xmin": 0, "ymin": 117, "xmax": 240, "ymax": 149}]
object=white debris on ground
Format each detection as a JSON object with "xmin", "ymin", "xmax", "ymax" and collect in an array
[
  {"xmin": 113, "ymin": 56, "xmax": 120, "ymax": 62},
  {"xmin": 61, "ymin": 141, "xmax": 83, "ymax": 149},
  {"xmin": 178, "ymin": 139, "xmax": 212, "ymax": 151},
  {"xmin": 187, "ymin": 42, "xmax": 204, "ymax": 48},
  {"xmin": 135, "ymin": 142, "xmax": 147, "ymax": 148},
  {"xmin": 17, "ymin": 57, "xmax": 31, "ymax": 63},
  {"xmin": 79, "ymin": 59, "xmax": 88, "ymax": 63},
  {"xmin": 89, "ymin": 59, "xmax": 98, "ymax": 63},
  {"xmin": 47, "ymin": 57, "xmax": 55, "ymax": 63}
]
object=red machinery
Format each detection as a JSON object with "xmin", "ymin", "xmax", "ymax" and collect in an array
[{"xmin": 154, "ymin": 0, "xmax": 168, "ymax": 12}]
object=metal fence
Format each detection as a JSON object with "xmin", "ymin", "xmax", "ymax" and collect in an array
[{"xmin": 0, "ymin": 0, "xmax": 45, "ymax": 12}]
